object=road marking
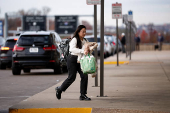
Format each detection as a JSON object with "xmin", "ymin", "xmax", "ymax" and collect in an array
[
  {"xmin": 104, "ymin": 61, "xmax": 129, "ymax": 64},
  {"xmin": 9, "ymin": 108, "xmax": 92, "ymax": 113},
  {"xmin": 0, "ymin": 96, "xmax": 30, "ymax": 99}
]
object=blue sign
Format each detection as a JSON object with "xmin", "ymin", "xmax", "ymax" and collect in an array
[
  {"xmin": 128, "ymin": 11, "xmax": 133, "ymax": 15},
  {"xmin": 0, "ymin": 21, "xmax": 3, "ymax": 36}
]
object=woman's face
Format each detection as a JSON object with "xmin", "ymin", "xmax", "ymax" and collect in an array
[{"xmin": 78, "ymin": 28, "xmax": 86, "ymax": 39}]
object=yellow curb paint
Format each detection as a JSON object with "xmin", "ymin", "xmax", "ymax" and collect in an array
[
  {"xmin": 104, "ymin": 61, "xmax": 129, "ymax": 65},
  {"xmin": 9, "ymin": 108, "xmax": 92, "ymax": 113}
]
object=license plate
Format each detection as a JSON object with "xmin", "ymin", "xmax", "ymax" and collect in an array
[{"xmin": 29, "ymin": 48, "xmax": 38, "ymax": 52}]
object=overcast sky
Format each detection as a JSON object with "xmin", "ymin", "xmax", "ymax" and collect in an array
[{"xmin": 0, "ymin": 0, "xmax": 170, "ymax": 26}]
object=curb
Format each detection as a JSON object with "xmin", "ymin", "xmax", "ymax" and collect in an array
[
  {"xmin": 104, "ymin": 61, "xmax": 129, "ymax": 64},
  {"xmin": 9, "ymin": 108, "xmax": 92, "ymax": 113}
]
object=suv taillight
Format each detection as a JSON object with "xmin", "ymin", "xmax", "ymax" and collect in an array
[
  {"xmin": 1, "ymin": 47, "xmax": 10, "ymax": 50},
  {"xmin": 13, "ymin": 45, "xmax": 25, "ymax": 51},
  {"xmin": 43, "ymin": 45, "xmax": 57, "ymax": 51}
]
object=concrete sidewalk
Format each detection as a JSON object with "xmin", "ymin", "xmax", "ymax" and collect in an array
[{"xmin": 9, "ymin": 51, "xmax": 170, "ymax": 113}]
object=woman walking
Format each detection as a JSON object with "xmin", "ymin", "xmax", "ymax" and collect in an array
[{"xmin": 55, "ymin": 25, "xmax": 91, "ymax": 101}]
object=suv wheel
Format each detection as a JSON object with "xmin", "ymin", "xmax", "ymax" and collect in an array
[
  {"xmin": 0, "ymin": 62, "xmax": 6, "ymax": 69},
  {"xmin": 12, "ymin": 67, "xmax": 21, "ymax": 75},
  {"xmin": 23, "ymin": 69, "xmax": 31, "ymax": 73}
]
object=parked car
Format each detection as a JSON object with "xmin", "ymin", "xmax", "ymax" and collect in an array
[
  {"xmin": 0, "ymin": 36, "xmax": 5, "ymax": 49},
  {"xmin": 0, "ymin": 36, "xmax": 18, "ymax": 69},
  {"xmin": 52, "ymin": 31, "xmax": 62, "ymax": 46},
  {"xmin": 85, "ymin": 35, "xmax": 110, "ymax": 58},
  {"xmin": 52, "ymin": 32, "xmax": 68, "ymax": 71},
  {"xmin": 105, "ymin": 35, "xmax": 116, "ymax": 55},
  {"xmin": 12, "ymin": 31, "xmax": 67, "ymax": 75},
  {"xmin": 104, "ymin": 35, "xmax": 114, "ymax": 56},
  {"xmin": 107, "ymin": 35, "xmax": 122, "ymax": 53}
]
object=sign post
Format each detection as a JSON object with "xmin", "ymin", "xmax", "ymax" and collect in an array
[
  {"xmin": 123, "ymin": 14, "xmax": 129, "ymax": 58},
  {"xmin": 86, "ymin": 0, "xmax": 100, "ymax": 87},
  {"xmin": 128, "ymin": 10, "xmax": 133, "ymax": 60},
  {"xmin": 0, "ymin": 21, "xmax": 3, "ymax": 36},
  {"xmin": 100, "ymin": 0, "xmax": 104, "ymax": 97},
  {"xmin": 86, "ymin": 0, "xmax": 101, "ymax": 5},
  {"xmin": 5, "ymin": 13, "xmax": 8, "ymax": 38},
  {"xmin": 94, "ymin": 5, "xmax": 98, "ymax": 87},
  {"xmin": 55, "ymin": 16, "xmax": 78, "ymax": 35},
  {"xmin": 112, "ymin": 2, "xmax": 122, "ymax": 66}
]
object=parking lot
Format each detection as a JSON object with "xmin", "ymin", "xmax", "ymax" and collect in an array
[{"xmin": 0, "ymin": 69, "xmax": 68, "ymax": 113}]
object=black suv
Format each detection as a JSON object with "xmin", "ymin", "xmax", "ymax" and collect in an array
[
  {"xmin": 12, "ymin": 31, "xmax": 66, "ymax": 75},
  {"xmin": 0, "ymin": 36, "xmax": 18, "ymax": 69}
]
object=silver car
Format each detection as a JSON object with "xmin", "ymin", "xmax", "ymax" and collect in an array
[{"xmin": 0, "ymin": 37, "xmax": 5, "ymax": 49}]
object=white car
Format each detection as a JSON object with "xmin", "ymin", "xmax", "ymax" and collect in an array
[
  {"xmin": 0, "ymin": 37, "xmax": 5, "ymax": 49},
  {"xmin": 104, "ymin": 35, "xmax": 114, "ymax": 56},
  {"xmin": 52, "ymin": 31, "xmax": 62, "ymax": 46},
  {"xmin": 107, "ymin": 35, "xmax": 122, "ymax": 53}
]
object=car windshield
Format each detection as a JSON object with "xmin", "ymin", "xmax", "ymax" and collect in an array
[
  {"xmin": 86, "ymin": 37, "xmax": 100, "ymax": 42},
  {"xmin": 18, "ymin": 35, "xmax": 51, "ymax": 46},
  {"xmin": 5, "ymin": 40, "xmax": 17, "ymax": 48}
]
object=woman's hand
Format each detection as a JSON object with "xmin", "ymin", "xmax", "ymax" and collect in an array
[
  {"xmin": 84, "ymin": 49, "xmax": 90, "ymax": 55},
  {"xmin": 84, "ymin": 50, "xmax": 88, "ymax": 55}
]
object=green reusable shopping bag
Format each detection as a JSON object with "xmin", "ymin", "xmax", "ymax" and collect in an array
[{"xmin": 80, "ymin": 54, "xmax": 96, "ymax": 74}]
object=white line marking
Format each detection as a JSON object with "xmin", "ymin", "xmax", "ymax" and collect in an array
[{"xmin": 0, "ymin": 96, "xmax": 30, "ymax": 99}]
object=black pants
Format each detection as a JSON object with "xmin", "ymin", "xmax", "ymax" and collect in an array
[
  {"xmin": 136, "ymin": 43, "xmax": 140, "ymax": 51},
  {"xmin": 122, "ymin": 44, "xmax": 126, "ymax": 53},
  {"xmin": 60, "ymin": 54, "xmax": 88, "ymax": 94},
  {"xmin": 158, "ymin": 42, "xmax": 162, "ymax": 51}
]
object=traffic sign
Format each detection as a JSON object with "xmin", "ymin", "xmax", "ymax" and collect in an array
[
  {"xmin": 23, "ymin": 16, "xmax": 46, "ymax": 31},
  {"xmin": 87, "ymin": 0, "xmax": 101, "ymax": 5},
  {"xmin": 55, "ymin": 16, "xmax": 78, "ymax": 34},
  {"xmin": 128, "ymin": 10, "xmax": 133, "ymax": 22},
  {"xmin": 112, "ymin": 3, "xmax": 122, "ymax": 19}
]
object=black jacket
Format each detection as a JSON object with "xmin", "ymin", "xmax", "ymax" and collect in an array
[{"xmin": 121, "ymin": 36, "xmax": 126, "ymax": 45}]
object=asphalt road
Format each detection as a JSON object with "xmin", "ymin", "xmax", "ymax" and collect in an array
[{"xmin": 0, "ymin": 68, "xmax": 68, "ymax": 113}]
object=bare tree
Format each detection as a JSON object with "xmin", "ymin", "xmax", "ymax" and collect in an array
[
  {"xmin": 17, "ymin": 9, "xmax": 26, "ymax": 15},
  {"xmin": 26, "ymin": 8, "xmax": 42, "ymax": 15},
  {"xmin": 42, "ymin": 6, "xmax": 51, "ymax": 15}
]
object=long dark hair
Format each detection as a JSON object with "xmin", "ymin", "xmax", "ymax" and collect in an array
[{"xmin": 71, "ymin": 25, "xmax": 86, "ymax": 49}]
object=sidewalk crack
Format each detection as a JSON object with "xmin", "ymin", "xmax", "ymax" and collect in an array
[{"xmin": 160, "ymin": 63, "xmax": 170, "ymax": 82}]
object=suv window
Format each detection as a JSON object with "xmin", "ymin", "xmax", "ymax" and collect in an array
[
  {"xmin": 18, "ymin": 35, "xmax": 51, "ymax": 46},
  {"xmin": 5, "ymin": 40, "xmax": 17, "ymax": 48}
]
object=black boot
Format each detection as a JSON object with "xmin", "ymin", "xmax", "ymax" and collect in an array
[
  {"xmin": 79, "ymin": 94, "xmax": 91, "ymax": 101},
  {"xmin": 55, "ymin": 87, "xmax": 62, "ymax": 100}
]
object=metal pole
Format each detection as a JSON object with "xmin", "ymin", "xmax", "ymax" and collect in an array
[
  {"xmin": 47, "ymin": 17, "xmax": 49, "ymax": 31},
  {"xmin": 94, "ymin": 5, "xmax": 98, "ymax": 87},
  {"xmin": 116, "ymin": 19, "xmax": 119, "ymax": 66},
  {"xmin": 126, "ymin": 25, "xmax": 128, "ymax": 58},
  {"xmin": 130, "ymin": 22, "xmax": 131, "ymax": 60},
  {"xmin": 21, "ymin": 16, "xmax": 23, "ymax": 31},
  {"xmin": 100, "ymin": 0, "xmax": 104, "ymax": 97},
  {"xmin": 5, "ymin": 13, "xmax": 8, "ymax": 39}
]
